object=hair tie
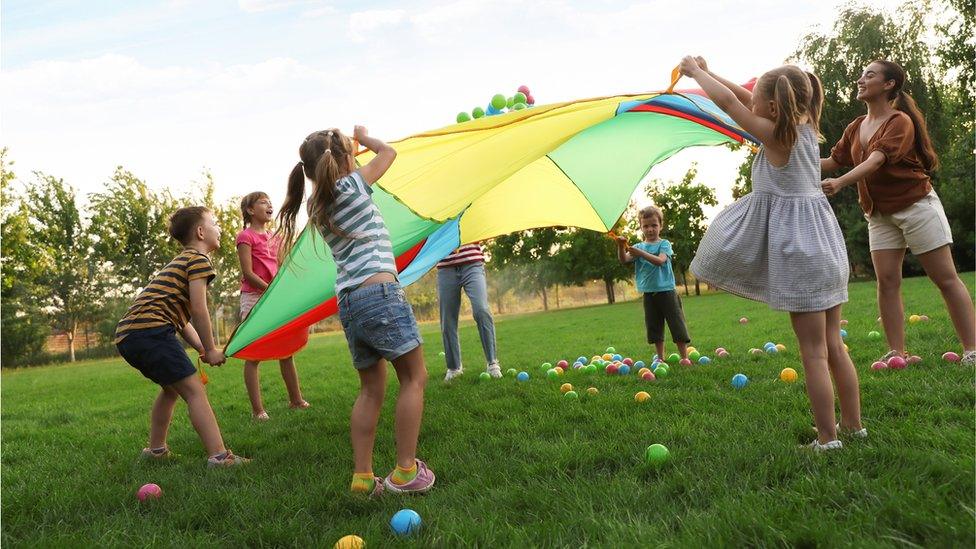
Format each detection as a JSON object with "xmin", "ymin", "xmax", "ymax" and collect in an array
[
  {"xmin": 324, "ymin": 149, "xmax": 331, "ymax": 154},
  {"xmin": 298, "ymin": 160, "xmax": 304, "ymax": 166},
  {"xmin": 326, "ymin": 131, "xmax": 334, "ymax": 138}
]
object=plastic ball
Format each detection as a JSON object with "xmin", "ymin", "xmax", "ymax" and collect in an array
[
  {"xmin": 654, "ymin": 366, "xmax": 669, "ymax": 378},
  {"xmin": 942, "ymin": 351, "xmax": 961, "ymax": 363},
  {"xmin": 506, "ymin": 368, "xmax": 517, "ymax": 377},
  {"xmin": 479, "ymin": 372, "xmax": 491, "ymax": 381},
  {"xmin": 622, "ymin": 357, "xmax": 634, "ymax": 366},
  {"xmin": 635, "ymin": 391, "xmax": 650, "ymax": 403},
  {"xmin": 612, "ymin": 354, "xmax": 623, "ymax": 362},
  {"xmin": 490, "ymin": 94, "xmax": 507, "ymax": 110},
  {"xmin": 526, "ymin": 94, "xmax": 535, "ymax": 105},
  {"xmin": 517, "ymin": 371, "xmax": 529, "ymax": 382},
  {"xmin": 456, "ymin": 112, "xmax": 472, "ymax": 123},
  {"xmin": 390, "ymin": 509, "xmax": 422, "ymax": 536},
  {"xmin": 438, "ymin": 351, "xmax": 446, "ymax": 357},
  {"xmin": 698, "ymin": 356, "xmax": 711, "ymax": 365},
  {"xmin": 919, "ymin": 315, "xmax": 930, "ymax": 322},
  {"xmin": 546, "ymin": 369, "xmax": 559, "ymax": 380},
  {"xmin": 554, "ymin": 367, "xmax": 564, "ymax": 376},
  {"xmin": 844, "ymin": 344, "xmax": 850, "ymax": 352},
  {"xmin": 715, "ymin": 347, "xmax": 726, "ymax": 355},
  {"xmin": 637, "ymin": 367, "xmax": 650, "ymax": 376},
  {"xmin": 840, "ymin": 319, "xmax": 848, "ymax": 326},
  {"xmin": 472, "ymin": 107, "xmax": 485, "ymax": 119},
  {"xmin": 586, "ymin": 387, "xmax": 598, "ymax": 395},
  {"xmin": 137, "ymin": 483, "xmax": 162, "ymax": 502},
  {"xmin": 334, "ymin": 535, "xmax": 365, "ymax": 549},
  {"xmin": 587, "ymin": 364, "xmax": 598, "ymax": 374},
  {"xmin": 577, "ymin": 356, "xmax": 588, "ymax": 365},
  {"xmin": 541, "ymin": 362, "xmax": 552, "ymax": 370},
  {"xmin": 602, "ymin": 353, "xmax": 613, "ymax": 361},
  {"xmin": 666, "ymin": 353, "xmax": 680, "ymax": 364},
  {"xmin": 717, "ymin": 350, "xmax": 729, "ymax": 358},
  {"xmin": 679, "ymin": 358, "xmax": 692, "ymax": 366},
  {"xmin": 775, "ymin": 344, "xmax": 786, "ymax": 352},
  {"xmin": 871, "ymin": 361, "xmax": 887, "ymax": 370},
  {"xmin": 779, "ymin": 368, "xmax": 798, "ymax": 383},
  {"xmin": 517, "ymin": 84, "xmax": 531, "ymax": 95},
  {"xmin": 906, "ymin": 355, "xmax": 922, "ymax": 364},
  {"xmin": 634, "ymin": 360, "xmax": 645, "ymax": 369},
  {"xmin": 606, "ymin": 346, "xmax": 616, "ymax": 353},
  {"xmin": 887, "ymin": 356, "xmax": 907, "ymax": 370},
  {"xmin": 731, "ymin": 373, "xmax": 748, "ymax": 389},
  {"xmin": 765, "ymin": 346, "xmax": 779, "ymax": 354},
  {"xmin": 605, "ymin": 364, "xmax": 618, "ymax": 375},
  {"xmin": 764, "ymin": 342, "xmax": 776, "ymax": 349},
  {"xmin": 687, "ymin": 346, "xmax": 697, "ymax": 353},
  {"xmin": 840, "ymin": 329, "xmax": 848, "ymax": 339},
  {"xmin": 514, "ymin": 91, "xmax": 527, "ymax": 104},
  {"xmin": 739, "ymin": 317, "xmax": 748, "ymax": 324},
  {"xmin": 749, "ymin": 348, "xmax": 763, "ymax": 355},
  {"xmin": 619, "ymin": 365, "xmax": 631, "ymax": 375},
  {"xmin": 564, "ymin": 390, "xmax": 579, "ymax": 400},
  {"xmin": 644, "ymin": 443, "xmax": 670, "ymax": 466},
  {"xmin": 688, "ymin": 351, "xmax": 701, "ymax": 361},
  {"xmin": 909, "ymin": 314, "xmax": 920, "ymax": 324},
  {"xmin": 506, "ymin": 96, "xmax": 515, "ymax": 109},
  {"xmin": 560, "ymin": 383, "xmax": 573, "ymax": 394},
  {"xmin": 557, "ymin": 360, "xmax": 569, "ymax": 369},
  {"xmin": 641, "ymin": 371, "xmax": 655, "ymax": 381}
]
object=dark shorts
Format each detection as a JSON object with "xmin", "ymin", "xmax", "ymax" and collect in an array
[
  {"xmin": 643, "ymin": 290, "xmax": 691, "ymax": 344},
  {"xmin": 116, "ymin": 326, "xmax": 197, "ymax": 386},
  {"xmin": 338, "ymin": 282, "xmax": 423, "ymax": 370}
]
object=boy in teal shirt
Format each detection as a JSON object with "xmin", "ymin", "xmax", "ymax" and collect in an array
[{"xmin": 616, "ymin": 206, "xmax": 691, "ymax": 362}]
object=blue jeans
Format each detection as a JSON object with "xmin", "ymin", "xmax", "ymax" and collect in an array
[
  {"xmin": 338, "ymin": 282, "xmax": 423, "ymax": 370},
  {"xmin": 437, "ymin": 262, "xmax": 497, "ymax": 371}
]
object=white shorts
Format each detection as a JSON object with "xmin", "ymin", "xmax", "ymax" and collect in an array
[
  {"xmin": 240, "ymin": 292, "xmax": 261, "ymax": 320},
  {"xmin": 866, "ymin": 191, "xmax": 953, "ymax": 255}
]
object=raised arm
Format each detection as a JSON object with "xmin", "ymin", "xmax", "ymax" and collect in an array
[
  {"xmin": 354, "ymin": 125, "xmax": 397, "ymax": 185},
  {"xmin": 695, "ymin": 57, "xmax": 753, "ymax": 108},
  {"xmin": 616, "ymin": 236, "xmax": 633, "ymax": 264}
]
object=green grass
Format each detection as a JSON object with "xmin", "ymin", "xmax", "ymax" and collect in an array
[{"xmin": 3, "ymin": 275, "xmax": 974, "ymax": 547}]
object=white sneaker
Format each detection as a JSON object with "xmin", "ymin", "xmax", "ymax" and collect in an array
[
  {"xmin": 444, "ymin": 367, "xmax": 463, "ymax": 382},
  {"xmin": 803, "ymin": 439, "xmax": 843, "ymax": 453},
  {"xmin": 962, "ymin": 350, "xmax": 976, "ymax": 366},
  {"xmin": 486, "ymin": 361, "xmax": 502, "ymax": 378},
  {"xmin": 878, "ymin": 349, "xmax": 905, "ymax": 362},
  {"xmin": 814, "ymin": 423, "xmax": 867, "ymax": 439}
]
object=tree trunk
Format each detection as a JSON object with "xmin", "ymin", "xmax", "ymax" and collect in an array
[
  {"xmin": 540, "ymin": 287, "xmax": 549, "ymax": 311},
  {"xmin": 680, "ymin": 268, "xmax": 690, "ymax": 296},
  {"xmin": 604, "ymin": 279, "xmax": 615, "ymax": 304},
  {"xmin": 554, "ymin": 286, "xmax": 560, "ymax": 309},
  {"xmin": 694, "ymin": 278, "xmax": 701, "ymax": 296},
  {"xmin": 67, "ymin": 322, "xmax": 76, "ymax": 362}
]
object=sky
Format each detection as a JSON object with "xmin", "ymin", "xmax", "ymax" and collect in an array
[{"xmin": 1, "ymin": 0, "xmax": 892, "ymax": 221}]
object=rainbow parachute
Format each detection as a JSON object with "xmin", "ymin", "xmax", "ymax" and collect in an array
[{"xmin": 225, "ymin": 80, "xmax": 757, "ymax": 360}]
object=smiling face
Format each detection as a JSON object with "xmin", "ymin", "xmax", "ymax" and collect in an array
[
  {"xmin": 247, "ymin": 196, "xmax": 274, "ymax": 224},
  {"xmin": 856, "ymin": 62, "xmax": 896, "ymax": 101},
  {"xmin": 197, "ymin": 212, "xmax": 222, "ymax": 252}
]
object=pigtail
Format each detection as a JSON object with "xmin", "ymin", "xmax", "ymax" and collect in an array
[
  {"xmin": 274, "ymin": 162, "xmax": 307, "ymax": 261},
  {"xmin": 806, "ymin": 71, "xmax": 824, "ymax": 140},
  {"xmin": 892, "ymin": 90, "xmax": 940, "ymax": 172},
  {"xmin": 772, "ymin": 74, "xmax": 800, "ymax": 148}
]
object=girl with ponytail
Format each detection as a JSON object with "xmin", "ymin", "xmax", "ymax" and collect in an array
[
  {"xmin": 821, "ymin": 60, "xmax": 975, "ymax": 366},
  {"xmin": 276, "ymin": 126, "xmax": 435, "ymax": 496},
  {"xmin": 681, "ymin": 56, "xmax": 861, "ymax": 452}
]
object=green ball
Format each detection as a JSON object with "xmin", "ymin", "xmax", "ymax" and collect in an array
[
  {"xmin": 666, "ymin": 353, "xmax": 680, "ymax": 365},
  {"xmin": 564, "ymin": 390, "xmax": 579, "ymax": 399},
  {"xmin": 606, "ymin": 347, "xmax": 616, "ymax": 353},
  {"xmin": 479, "ymin": 372, "xmax": 491, "ymax": 381},
  {"xmin": 587, "ymin": 364, "xmax": 598, "ymax": 374},
  {"xmin": 655, "ymin": 366, "xmax": 669, "ymax": 378},
  {"xmin": 512, "ymin": 103, "xmax": 526, "ymax": 110},
  {"xmin": 514, "ymin": 91, "xmax": 527, "ymax": 104},
  {"xmin": 438, "ymin": 351, "xmax": 446, "ymax": 357},
  {"xmin": 506, "ymin": 96, "xmax": 515, "ymax": 108},
  {"xmin": 472, "ymin": 107, "xmax": 485, "ymax": 119},
  {"xmin": 546, "ymin": 369, "xmax": 559, "ymax": 380},
  {"xmin": 689, "ymin": 351, "xmax": 701, "ymax": 361},
  {"xmin": 456, "ymin": 112, "xmax": 471, "ymax": 123},
  {"xmin": 868, "ymin": 330, "xmax": 881, "ymax": 340},
  {"xmin": 541, "ymin": 362, "xmax": 552, "ymax": 370},
  {"xmin": 490, "ymin": 94, "xmax": 507, "ymax": 110},
  {"xmin": 645, "ymin": 443, "xmax": 670, "ymax": 466},
  {"xmin": 506, "ymin": 368, "xmax": 517, "ymax": 377}
]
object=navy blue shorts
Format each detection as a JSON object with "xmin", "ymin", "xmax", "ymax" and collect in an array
[
  {"xmin": 116, "ymin": 326, "xmax": 197, "ymax": 386},
  {"xmin": 338, "ymin": 282, "xmax": 423, "ymax": 370}
]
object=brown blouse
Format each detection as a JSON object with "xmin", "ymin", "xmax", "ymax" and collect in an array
[{"xmin": 829, "ymin": 112, "xmax": 931, "ymax": 215}]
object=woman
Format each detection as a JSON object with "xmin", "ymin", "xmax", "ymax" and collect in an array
[{"xmin": 821, "ymin": 59, "xmax": 974, "ymax": 365}]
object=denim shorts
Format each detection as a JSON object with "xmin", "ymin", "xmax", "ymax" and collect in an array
[
  {"xmin": 338, "ymin": 282, "xmax": 423, "ymax": 370},
  {"xmin": 116, "ymin": 325, "xmax": 197, "ymax": 386}
]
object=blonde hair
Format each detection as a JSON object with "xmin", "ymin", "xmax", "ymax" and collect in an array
[
  {"xmin": 639, "ymin": 206, "xmax": 664, "ymax": 227},
  {"xmin": 754, "ymin": 65, "xmax": 824, "ymax": 147}
]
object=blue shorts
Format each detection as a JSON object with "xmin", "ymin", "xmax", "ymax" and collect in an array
[
  {"xmin": 116, "ymin": 326, "xmax": 197, "ymax": 386},
  {"xmin": 338, "ymin": 282, "xmax": 423, "ymax": 370}
]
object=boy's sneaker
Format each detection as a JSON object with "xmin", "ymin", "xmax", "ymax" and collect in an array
[
  {"xmin": 802, "ymin": 439, "xmax": 844, "ymax": 453},
  {"xmin": 207, "ymin": 450, "xmax": 250, "ymax": 468},
  {"xmin": 383, "ymin": 460, "xmax": 436, "ymax": 494},
  {"xmin": 140, "ymin": 447, "xmax": 172, "ymax": 460},
  {"xmin": 444, "ymin": 367, "xmax": 463, "ymax": 382},
  {"xmin": 486, "ymin": 361, "xmax": 502, "ymax": 378},
  {"xmin": 962, "ymin": 350, "xmax": 976, "ymax": 366}
]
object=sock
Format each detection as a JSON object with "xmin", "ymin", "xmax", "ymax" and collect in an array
[
  {"xmin": 350, "ymin": 472, "xmax": 375, "ymax": 494},
  {"xmin": 391, "ymin": 461, "xmax": 418, "ymax": 485}
]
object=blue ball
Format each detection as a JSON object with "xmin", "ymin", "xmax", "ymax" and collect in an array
[
  {"xmin": 653, "ymin": 354, "xmax": 659, "ymax": 361},
  {"xmin": 840, "ymin": 329, "xmax": 848, "ymax": 339},
  {"xmin": 764, "ymin": 342, "xmax": 775, "ymax": 349},
  {"xmin": 650, "ymin": 361, "xmax": 659, "ymax": 371},
  {"xmin": 765, "ymin": 346, "xmax": 778, "ymax": 354},
  {"xmin": 634, "ymin": 360, "xmax": 645, "ymax": 369},
  {"xmin": 731, "ymin": 373, "xmax": 749, "ymax": 389},
  {"xmin": 577, "ymin": 356, "xmax": 588, "ymax": 365},
  {"xmin": 517, "ymin": 371, "xmax": 529, "ymax": 382},
  {"xmin": 390, "ymin": 509, "xmax": 422, "ymax": 536},
  {"xmin": 619, "ymin": 365, "xmax": 631, "ymax": 375},
  {"xmin": 612, "ymin": 354, "xmax": 623, "ymax": 361},
  {"xmin": 698, "ymin": 356, "xmax": 711, "ymax": 365}
]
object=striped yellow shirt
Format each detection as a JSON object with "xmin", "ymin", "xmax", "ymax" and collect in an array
[{"xmin": 114, "ymin": 249, "xmax": 216, "ymax": 343}]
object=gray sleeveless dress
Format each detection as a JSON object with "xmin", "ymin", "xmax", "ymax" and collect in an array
[{"xmin": 690, "ymin": 125, "xmax": 849, "ymax": 312}]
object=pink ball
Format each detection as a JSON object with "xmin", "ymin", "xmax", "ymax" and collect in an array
[
  {"xmin": 887, "ymin": 356, "xmax": 907, "ymax": 369},
  {"xmin": 517, "ymin": 85, "xmax": 531, "ymax": 95},
  {"xmin": 641, "ymin": 371, "xmax": 655, "ymax": 381},
  {"xmin": 622, "ymin": 358, "xmax": 634, "ymax": 366},
  {"xmin": 739, "ymin": 317, "xmax": 748, "ymax": 324},
  {"xmin": 137, "ymin": 483, "xmax": 162, "ymax": 502},
  {"xmin": 906, "ymin": 355, "xmax": 922, "ymax": 364},
  {"xmin": 942, "ymin": 351, "xmax": 960, "ymax": 363},
  {"xmin": 871, "ymin": 361, "xmax": 887, "ymax": 370},
  {"xmin": 715, "ymin": 347, "xmax": 726, "ymax": 354},
  {"xmin": 525, "ymin": 94, "xmax": 535, "ymax": 105},
  {"xmin": 919, "ymin": 315, "xmax": 930, "ymax": 322},
  {"xmin": 679, "ymin": 358, "xmax": 692, "ymax": 366},
  {"xmin": 557, "ymin": 360, "xmax": 569, "ymax": 369}
]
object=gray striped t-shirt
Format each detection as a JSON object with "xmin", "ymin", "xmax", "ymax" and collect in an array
[{"xmin": 321, "ymin": 171, "xmax": 397, "ymax": 294}]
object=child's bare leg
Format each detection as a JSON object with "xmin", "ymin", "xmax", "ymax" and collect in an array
[
  {"xmin": 351, "ymin": 360, "xmax": 387, "ymax": 473},
  {"xmin": 391, "ymin": 346, "xmax": 428, "ymax": 468},
  {"xmin": 148, "ymin": 386, "xmax": 179, "ymax": 449},
  {"xmin": 278, "ymin": 356, "xmax": 306, "ymax": 406},
  {"xmin": 170, "ymin": 374, "xmax": 226, "ymax": 456},
  {"xmin": 243, "ymin": 360, "xmax": 265, "ymax": 415},
  {"xmin": 790, "ymin": 311, "xmax": 837, "ymax": 443},
  {"xmin": 654, "ymin": 341, "xmax": 665, "ymax": 360},
  {"xmin": 825, "ymin": 305, "xmax": 863, "ymax": 431},
  {"xmin": 676, "ymin": 341, "xmax": 689, "ymax": 359}
]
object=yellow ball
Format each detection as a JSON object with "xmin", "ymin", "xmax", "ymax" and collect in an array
[
  {"xmin": 780, "ymin": 368, "xmax": 798, "ymax": 383},
  {"xmin": 554, "ymin": 366, "xmax": 564, "ymax": 376},
  {"xmin": 844, "ymin": 344, "xmax": 849, "ymax": 352},
  {"xmin": 560, "ymin": 383, "xmax": 573, "ymax": 394},
  {"xmin": 602, "ymin": 353, "xmax": 613, "ymax": 361},
  {"xmin": 775, "ymin": 343, "xmax": 786, "ymax": 351},
  {"xmin": 635, "ymin": 391, "xmax": 650, "ymax": 403},
  {"xmin": 687, "ymin": 346, "xmax": 697, "ymax": 353},
  {"xmin": 586, "ymin": 387, "xmax": 598, "ymax": 396},
  {"xmin": 637, "ymin": 367, "xmax": 651, "ymax": 377},
  {"xmin": 909, "ymin": 314, "xmax": 920, "ymax": 324},
  {"xmin": 334, "ymin": 535, "xmax": 365, "ymax": 549}
]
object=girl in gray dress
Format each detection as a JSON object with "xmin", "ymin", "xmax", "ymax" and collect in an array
[{"xmin": 679, "ymin": 57, "xmax": 863, "ymax": 452}]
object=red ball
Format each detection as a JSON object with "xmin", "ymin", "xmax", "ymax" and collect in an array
[
  {"xmin": 887, "ymin": 356, "xmax": 907, "ymax": 369},
  {"xmin": 606, "ymin": 364, "xmax": 619, "ymax": 375},
  {"xmin": 622, "ymin": 358, "xmax": 634, "ymax": 366},
  {"xmin": 641, "ymin": 371, "xmax": 654, "ymax": 381},
  {"xmin": 526, "ymin": 94, "xmax": 535, "ymax": 105},
  {"xmin": 557, "ymin": 360, "xmax": 569, "ymax": 369}
]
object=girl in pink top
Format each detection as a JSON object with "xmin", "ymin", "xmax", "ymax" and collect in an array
[{"xmin": 236, "ymin": 192, "xmax": 309, "ymax": 420}]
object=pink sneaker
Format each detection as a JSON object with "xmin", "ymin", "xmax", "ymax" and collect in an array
[{"xmin": 383, "ymin": 460, "xmax": 436, "ymax": 494}]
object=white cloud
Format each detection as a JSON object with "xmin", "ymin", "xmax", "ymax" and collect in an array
[
  {"xmin": 348, "ymin": 9, "xmax": 408, "ymax": 42},
  {"xmin": 238, "ymin": 0, "xmax": 302, "ymax": 13}
]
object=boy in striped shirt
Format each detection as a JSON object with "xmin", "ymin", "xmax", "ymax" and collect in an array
[{"xmin": 115, "ymin": 206, "xmax": 248, "ymax": 467}]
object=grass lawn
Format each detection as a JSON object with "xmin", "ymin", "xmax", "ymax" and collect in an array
[{"xmin": 2, "ymin": 275, "xmax": 974, "ymax": 547}]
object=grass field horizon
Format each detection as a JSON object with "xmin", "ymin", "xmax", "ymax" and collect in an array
[{"xmin": 3, "ymin": 274, "xmax": 974, "ymax": 547}]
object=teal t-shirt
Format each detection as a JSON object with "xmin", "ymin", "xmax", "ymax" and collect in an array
[{"xmin": 633, "ymin": 240, "xmax": 675, "ymax": 293}]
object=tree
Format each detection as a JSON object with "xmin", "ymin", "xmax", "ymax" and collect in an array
[
  {"xmin": 645, "ymin": 163, "xmax": 718, "ymax": 296},
  {"xmin": 1, "ymin": 149, "xmax": 50, "ymax": 365},
  {"xmin": 25, "ymin": 173, "xmax": 104, "ymax": 362},
  {"xmin": 485, "ymin": 228, "xmax": 563, "ymax": 310},
  {"xmin": 554, "ymin": 212, "xmax": 637, "ymax": 304}
]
